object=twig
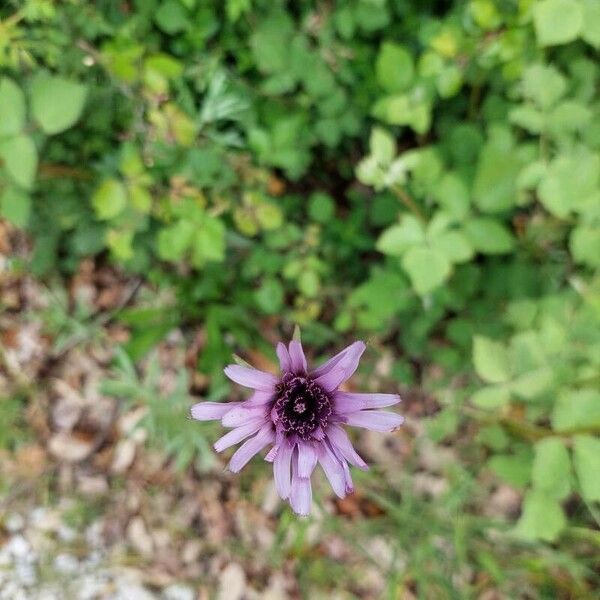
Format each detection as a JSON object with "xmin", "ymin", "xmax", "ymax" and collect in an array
[{"xmin": 391, "ymin": 185, "xmax": 426, "ymax": 222}]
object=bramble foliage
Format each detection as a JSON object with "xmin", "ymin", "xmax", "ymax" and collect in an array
[{"xmin": 1, "ymin": 0, "xmax": 599, "ymax": 594}]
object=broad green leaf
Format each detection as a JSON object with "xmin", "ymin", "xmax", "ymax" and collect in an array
[
  {"xmin": 106, "ymin": 229, "xmax": 134, "ymax": 261},
  {"xmin": 511, "ymin": 367, "xmax": 553, "ymax": 400},
  {"xmin": 473, "ymin": 336, "xmax": 511, "ymax": 384},
  {"xmin": 570, "ymin": 226, "xmax": 600, "ymax": 268},
  {"xmin": 0, "ymin": 78, "xmax": 26, "ymax": 136},
  {"xmin": 436, "ymin": 65, "xmax": 462, "ymax": 98},
  {"xmin": 370, "ymin": 127, "xmax": 396, "ymax": 164},
  {"xmin": 473, "ymin": 137, "xmax": 521, "ymax": 212},
  {"xmin": 157, "ymin": 219, "xmax": 194, "ymax": 261},
  {"xmin": 92, "ymin": 179, "xmax": 127, "ymax": 220},
  {"xmin": 533, "ymin": 0, "xmax": 583, "ymax": 47},
  {"xmin": 254, "ymin": 278, "xmax": 284, "ymax": 314},
  {"xmin": 488, "ymin": 449, "xmax": 532, "ymax": 488},
  {"xmin": 155, "ymin": 0, "xmax": 189, "ymax": 34},
  {"xmin": 401, "ymin": 246, "xmax": 451, "ymax": 295},
  {"xmin": 464, "ymin": 218, "xmax": 515, "ymax": 254},
  {"xmin": 471, "ymin": 385, "xmax": 510, "ymax": 409},
  {"xmin": 548, "ymin": 101, "xmax": 592, "ymax": 136},
  {"xmin": 532, "ymin": 438, "xmax": 571, "ymax": 500},
  {"xmin": 552, "ymin": 389, "xmax": 600, "ymax": 432},
  {"xmin": 376, "ymin": 216, "xmax": 424, "ymax": 256},
  {"xmin": 433, "ymin": 173, "xmax": 470, "ymax": 219},
  {"xmin": 376, "ymin": 42, "xmax": 414, "ymax": 93},
  {"xmin": 30, "ymin": 74, "xmax": 88, "ymax": 134},
  {"xmin": 538, "ymin": 150, "xmax": 600, "ymax": 218},
  {"xmin": 192, "ymin": 214, "xmax": 225, "ymax": 265},
  {"xmin": 0, "ymin": 186, "xmax": 31, "ymax": 227},
  {"xmin": 521, "ymin": 64, "xmax": 566, "ymax": 109},
  {"xmin": 572, "ymin": 435, "xmax": 600, "ymax": 501},
  {"xmin": 308, "ymin": 192, "xmax": 335, "ymax": 223},
  {"xmin": 298, "ymin": 270, "xmax": 320, "ymax": 297},
  {"xmin": 515, "ymin": 490, "xmax": 566, "ymax": 542},
  {"xmin": 0, "ymin": 134, "xmax": 37, "ymax": 189},
  {"xmin": 509, "ymin": 105, "xmax": 544, "ymax": 134},
  {"xmin": 581, "ymin": 0, "xmax": 600, "ymax": 48},
  {"xmin": 431, "ymin": 230, "xmax": 474, "ymax": 263}
]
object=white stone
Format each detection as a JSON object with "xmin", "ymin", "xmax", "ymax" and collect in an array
[
  {"xmin": 4, "ymin": 512, "xmax": 25, "ymax": 533},
  {"xmin": 162, "ymin": 584, "xmax": 195, "ymax": 600},
  {"xmin": 53, "ymin": 553, "xmax": 79, "ymax": 575},
  {"xmin": 217, "ymin": 563, "xmax": 246, "ymax": 600}
]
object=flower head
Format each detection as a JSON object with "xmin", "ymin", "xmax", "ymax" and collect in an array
[{"xmin": 191, "ymin": 339, "xmax": 403, "ymax": 515}]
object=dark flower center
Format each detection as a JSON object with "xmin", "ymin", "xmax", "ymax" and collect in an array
[{"xmin": 273, "ymin": 373, "xmax": 332, "ymax": 440}]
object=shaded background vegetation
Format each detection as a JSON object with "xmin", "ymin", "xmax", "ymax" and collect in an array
[{"xmin": 0, "ymin": 0, "xmax": 599, "ymax": 598}]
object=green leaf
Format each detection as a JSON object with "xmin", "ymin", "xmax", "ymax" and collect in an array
[
  {"xmin": 157, "ymin": 219, "xmax": 194, "ymax": 261},
  {"xmin": 515, "ymin": 490, "xmax": 566, "ymax": 542},
  {"xmin": 433, "ymin": 173, "xmax": 470, "ymax": 220},
  {"xmin": 582, "ymin": 0, "xmax": 600, "ymax": 48},
  {"xmin": 532, "ymin": 438, "xmax": 571, "ymax": 500},
  {"xmin": 552, "ymin": 389, "xmax": 600, "ymax": 432},
  {"xmin": 572, "ymin": 435, "xmax": 600, "ymax": 501},
  {"xmin": 401, "ymin": 246, "xmax": 451, "ymax": 295},
  {"xmin": 376, "ymin": 216, "xmax": 425, "ymax": 256},
  {"xmin": 192, "ymin": 215, "xmax": 226, "ymax": 265},
  {"xmin": 511, "ymin": 367, "xmax": 553, "ymax": 400},
  {"xmin": 471, "ymin": 385, "xmax": 510, "ymax": 409},
  {"xmin": 376, "ymin": 42, "xmax": 414, "ymax": 93},
  {"xmin": 30, "ymin": 74, "xmax": 88, "ymax": 134},
  {"xmin": 298, "ymin": 270, "xmax": 320, "ymax": 297},
  {"xmin": 92, "ymin": 179, "xmax": 127, "ymax": 220},
  {"xmin": 431, "ymin": 230, "xmax": 474, "ymax": 263},
  {"xmin": 538, "ymin": 150, "xmax": 600, "ymax": 218},
  {"xmin": 464, "ymin": 218, "xmax": 515, "ymax": 254},
  {"xmin": 308, "ymin": 192, "xmax": 335, "ymax": 223},
  {"xmin": 0, "ymin": 134, "xmax": 37, "ymax": 189},
  {"xmin": 488, "ymin": 449, "xmax": 532, "ymax": 488},
  {"xmin": 0, "ymin": 186, "xmax": 31, "ymax": 227},
  {"xmin": 521, "ymin": 64, "xmax": 566, "ymax": 109},
  {"xmin": 473, "ymin": 136, "xmax": 521, "ymax": 212},
  {"xmin": 473, "ymin": 336, "xmax": 511, "ymax": 384},
  {"xmin": 254, "ymin": 278, "xmax": 284, "ymax": 314},
  {"xmin": 155, "ymin": 0, "xmax": 189, "ymax": 34},
  {"xmin": 370, "ymin": 127, "xmax": 396, "ymax": 164},
  {"xmin": 533, "ymin": 0, "xmax": 583, "ymax": 47},
  {"xmin": 570, "ymin": 226, "xmax": 600, "ymax": 268},
  {"xmin": 0, "ymin": 78, "xmax": 26, "ymax": 137}
]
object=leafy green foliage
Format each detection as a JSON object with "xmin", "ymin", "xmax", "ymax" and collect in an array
[{"xmin": 101, "ymin": 348, "xmax": 215, "ymax": 471}]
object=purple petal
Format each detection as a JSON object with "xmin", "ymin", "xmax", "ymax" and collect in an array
[
  {"xmin": 224, "ymin": 365, "xmax": 278, "ymax": 391},
  {"xmin": 334, "ymin": 392, "xmax": 401, "ymax": 414},
  {"xmin": 191, "ymin": 401, "xmax": 239, "ymax": 421},
  {"xmin": 274, "ymin": 441, "xmax": 293, "ymax": 499},
  {"xmin": 288, "ymin": 340, "xmax": 308, "ymax": 374},
  {"xmin": 244, "ymin": 390, "xmax": 275, "ymax": 406},
  {"xmin": 213, "ymin": 419, "xmax": 264, "ymax": 452},
  {"xmin": 340, "ymin": 456, "xmax": 354, "ymax": 494},
  {"xmin": 221, "ymin": 405, "xmax": 267, "ymax": 427},
  {"xmin": 276, "ymin": 342, "xmax": 292, "ymax": 373},
  {"xmin": 313, "ymin": 341, "xmax": 366, "ymax": 392},
  {"xmin": 345, "ymin": 410, "xmax": 404, "ymax": 432},
  {"xmin": 297, "ymin": 442, "xmax": 318, "ymax": 478},
  {"xmin": 311, "ymin": 340, "xmax": 365, "ymax": 379},
  {"xmin": 290, "ymin": 453, "xmax": 312, "ymax": 516},
  {"xmin": 326, "ymin": 425, "xmax": 368, "ymax": 470},
  {"xmin": 318, "ymin": 444, "xmax": 346, "ymax": 498},
  {"xmin": 265, "ymin": 445, "xmax": 278, "ymax": 462},
  {"xmin": 228, "ymin": 424, "xmax": 274, "ymax": 473}
]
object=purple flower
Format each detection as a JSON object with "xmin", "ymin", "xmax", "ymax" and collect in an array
[{"xmin": 191, "ymin": 340, "xmax": 403, "ymax": 515}]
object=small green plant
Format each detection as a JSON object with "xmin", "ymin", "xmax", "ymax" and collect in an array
[{"xmin": 101, "ymin": 348, "xmax": 215, "ymax": 471}]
